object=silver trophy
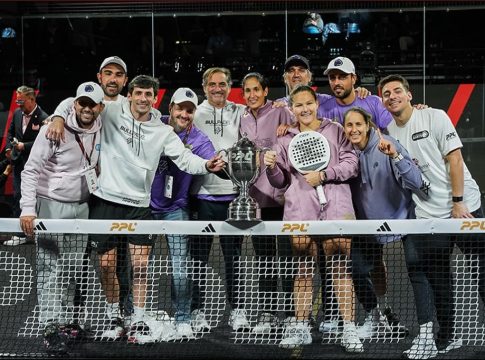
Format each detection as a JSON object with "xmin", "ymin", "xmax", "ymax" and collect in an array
[{"xmin": 218, "ymin": 136, "xmax": 262, "ymax": 226}]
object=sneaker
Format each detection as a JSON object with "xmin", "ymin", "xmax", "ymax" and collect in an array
[
  {"xmin": 60, "ymin": 323, "xmax": 94, "ymax": 342},
  {"xmin": 279, "ymin": 322, "xmax": 312, "ymax": 348},
  {"xmin": 191, "ymin": 309, "xmax": 211, "ymax": 332},
  {"xmin": 3, "ymin": 235, "xmax": 28, "ymax": 246},
  {"xmin": 175, "ymin": 323, "xmax": 195, "ymax": 340},
  {"xmin": 127, "ymin": 321, "xmax": 156, "ymax": 344},
  {"xmin": 404, "ymin": 333, "xmax": 438, "ymax": 359},
  {"xmin": 43, "ymin": 323, "xmax": 69, "ymax": 355},
  {"xmin": 384, "ymin": 306, "xmax": 409, "ymax": 337},
  {"xmin": 356, "ymin": 310, "xmax": 391, "ymax": 339},
  {"xmin": 100, "ymin": 317, "xmax": 125, "ymax": 341},
  {"xmin": 228, "ymin": 309, "xmax": 250, "ymax": 331},
  {"xmin": 341, "ymin": 322, "xmax": 364, "ymax": 353},
  {"xmin": 252, "ymin": 312, "xmax": 278, "ymax": 334},
  {"xmin": 319, "ymin": 318, "xmax": 341, "ymax": 334},
  {"xmin": 436, "ymin": 337, "xmax": 463, "ymax": 354}
]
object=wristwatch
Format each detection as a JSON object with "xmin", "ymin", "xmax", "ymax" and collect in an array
[
  {"xmin": 392, "ymin": 153, "xmax": 404, "ymax": 162},
  {"xmin": 452, "ymin": 196, "xmax": 464, "ymax": 203}
]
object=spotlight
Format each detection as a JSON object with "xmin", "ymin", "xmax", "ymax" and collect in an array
[{"xmin": 302, "ymin": 13, "xmax": 324, "ymax": 35}]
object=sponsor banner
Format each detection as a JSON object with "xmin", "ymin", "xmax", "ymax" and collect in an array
[{"xmin": 0, "ymin": 218, "xmax": 481, "ymax": 235}]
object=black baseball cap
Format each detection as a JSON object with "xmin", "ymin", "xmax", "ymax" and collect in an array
[{"xmin": 284, "ymin": 55, "xmax": 310, "ymax": 71}]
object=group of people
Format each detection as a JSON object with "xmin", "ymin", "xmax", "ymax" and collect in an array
[{"xmin": 11, "ymin": 53, "xmax": 484, "ymax": 360}]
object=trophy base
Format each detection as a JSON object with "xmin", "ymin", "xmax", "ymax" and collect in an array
[
  {"xmin": 226, "ymin": 197, "xmax": 261, "ymax": 222},
  {"xmin": 226, "ymin": 219, "xmax": 262, "ymax": 230}
]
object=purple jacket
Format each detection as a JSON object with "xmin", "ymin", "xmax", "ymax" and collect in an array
[
  {"xmin": 240, "ymin": 100, "xmax": 294, "ymax": 208},
  {"xmin": 317, "ymin": 95, "xmax": 392, "ymax": 131},
  {"xmin": 267, "ymin": 119, "xmax": 358, "ymax": 221},
  {"xmin": 150, "ymin": 115, "xmax": 216, "ymax": 213}
]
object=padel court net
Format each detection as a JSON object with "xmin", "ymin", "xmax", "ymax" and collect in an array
[{"xmin": 0, "ymin": 218, "xmax": 484, "ymax": 359}]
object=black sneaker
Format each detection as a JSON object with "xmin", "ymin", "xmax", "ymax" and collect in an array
[
  {"xmin": 61, "ymin": 323, "xmax": 94, "ymax": 342},
  {"xmin": 436, "ymin": 337, "xmax": 463, "ymax": 354},
  {"xmin": 43, "ymin": 323, "xmax": 69, "ymax": 355},
  {"xmin": 383, "ymin": 307, "xmax": 409, "ymax": 337}
]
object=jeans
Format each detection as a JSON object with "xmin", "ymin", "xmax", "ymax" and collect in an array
[{"xmin": 153, "ymin": 208, "xmax": 191, "ymax": 323}]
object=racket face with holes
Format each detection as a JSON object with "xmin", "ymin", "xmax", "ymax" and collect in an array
[{"xmin": 288, "ymin": 131, "xmax": 331, "ymax": 173}]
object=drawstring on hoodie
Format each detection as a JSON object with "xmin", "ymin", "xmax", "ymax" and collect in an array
[
  {"xmin": 131, "ymin": 117, "xmax": 142, "ymax": 156},
  {"xmin": 212, "ymin": 106, "xmax": 224, "ymax": 137}
]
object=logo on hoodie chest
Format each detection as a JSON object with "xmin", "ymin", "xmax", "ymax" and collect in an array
[{"xmin": 120, "ymin": 125, "xmax": 146, "ymax": 142}]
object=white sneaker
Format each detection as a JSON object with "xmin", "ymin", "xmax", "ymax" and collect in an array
[
  {"xmin": 405, "ymin": 333, "xmax": 438, "ymax": 359},
  {"xmin": 318, "ymin": 318, "xmax": 341, "ymax": 334},
  {"xmin": 252, "ymin": 312, "xmax": 278, "ymax": 334},
  {"xmin": 127, "ymin": 321, "xmax": 156, "ymax": 344},
  {"xmin": 100, "ymin": 317, "xmax": 126, "ymax": 340},
  {"xmin": 341, "ymin": 323, "xmax": 364, "ymax": 353},
  {"xmin": 229, "ymin": 309, "xmax": 250, "ymax": 331},
  {"xmin": 191, "ymin": 309, "xmax": 211, "ymax": 332},
  {"xmin": 175, "ymin": 323, "xmax": 195, "ymax": 340},
  {"xmin": 356, "ymin": 310, "xmax": 392, "ymax": 339},
  {"xmin": 279, "ymin": 322, "xmax": 312, "ymax": 348},
  {"xmin": 3, "ymin": 236, "xmax": 28, "ymax": 246}
]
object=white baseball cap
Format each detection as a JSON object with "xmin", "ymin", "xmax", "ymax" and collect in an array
[
  {"xmin": 99, "ymin": 56, "xmax": 127, "ymax": 73},
  {"xmin": 323, "ymin": 56, "xmax": 356, "ymax": 75},
  {"xmin": 171, "ymin": 87, "xmax": 198, "ymax": 108},
  {"xmin": 75, "ymin": 82, "xmax": 104, "ymax": 104}
]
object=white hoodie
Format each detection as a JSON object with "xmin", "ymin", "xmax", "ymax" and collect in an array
[
  {"xmin": 191, "ymin": 99, "xmax": 244, "ymax": 196},
  {"xmin": 54, "ymin": 98, "xmax": 209, "ymax": 207},
  {"xmin": 20, "ymin": 106, "xmax": 102, "ymax": 216}
]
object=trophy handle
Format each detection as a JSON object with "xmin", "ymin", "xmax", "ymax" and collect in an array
[{"xmin": 217, "ymin": 149, "xmax": 241, "ymax": 187}]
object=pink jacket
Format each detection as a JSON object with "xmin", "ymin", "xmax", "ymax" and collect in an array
[
  {"xmin": 240, "ymin": 100, "xmax": 294, "ymax": 208},
  {"xmin": 20, "ymin": 107, "xmax": 102, "ymax": 216},
  {"xmin": 267, "ymin": 119, "xmax": 358, "ymax": 221}
]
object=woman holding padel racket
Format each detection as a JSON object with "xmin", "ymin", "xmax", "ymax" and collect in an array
[{"xmin": 263, "ymin": 85, "xmax": 362, "ymax": 352}]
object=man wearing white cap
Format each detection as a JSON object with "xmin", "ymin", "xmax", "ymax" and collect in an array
[
  {"xmin": 150, "ymin": 87, "xmax": 216, "ymax": 340},
  {"xmin": 19, "ymin": 81, "xmax": 104, "ymax": 355},
  {"xmin": 97, "ymin": 56, "xmax": 128, "ymax": 103},
  {"xmin": 320, "ymin": 56, "xmax": 393, "ymax": 131}
]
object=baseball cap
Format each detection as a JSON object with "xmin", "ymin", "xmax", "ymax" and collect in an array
[
  {"xmin": 75, "ymin": 82, "xmax": 104, "ymax": 104},
  {"xmin": 171, "ymin": 87, "xmax": 198, "ymax": 108},
  {"xmin": 99, "ymin": 56, "xmax": 127, "ymax": 73},
  {"xmin": 284, "ymin": 55, "xmax": 310, "ymax": 71},
  {"xmin": 323, "ymin": 56, "xmax": 356, "ymax": 75}
]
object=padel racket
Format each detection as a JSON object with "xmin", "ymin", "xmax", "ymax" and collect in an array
[{"xmin": 288, "ymin": 131, "xmax": 331, "ymax": 206}]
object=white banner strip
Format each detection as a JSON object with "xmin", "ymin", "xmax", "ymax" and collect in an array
[{"xmin": 1, "ymin": 218, "xmax": 485, "ymax": 235}]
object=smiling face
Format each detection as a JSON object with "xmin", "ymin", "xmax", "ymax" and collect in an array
[
  {"xmin": 243, "ymin": 76, "xmax": 268, "ymax": 112},
  {"xmin": 128, "ymin": 86, "xmax": 157, "ymax": 121},
  {"xmin": 327, "ymin": 70, "xmax": 356, "ymax": 101},
  {"xmin": 381, "ymin": 80, "xmax": 413, "ymax": 117},
  {"xmin": 97, "ymin": 63, "xmax": 128, "ymax": 100},
  {"xmin": 74, "ymin": 97, "xmax": 103, "ymax": 129},
  {"xmin": 290, "ymin": 89, "xmax": 319, "ymax": 130},
  {"xmin": 169, "ymin": 101, "xmax": 196, "ymax": 133},
  {"xmin": 344, "ymin": 110, "xmax": 370, "ymax": 150},
  {"xmin": 203, "ymin": 71, "xmax": 230, "ymax": 108},
  {"xmin": 284, "ymin": 66, "xmax": 312, "ymax": 92}
]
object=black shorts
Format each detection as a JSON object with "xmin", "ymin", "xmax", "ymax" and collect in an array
[{"xmin": 89, "ymin": 195, "xmax": 153, "ymax": 254}]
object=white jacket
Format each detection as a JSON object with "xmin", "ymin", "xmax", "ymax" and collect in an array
[{"xmin": 191, "ymin": 99, "xmax": 244, "ymax": 196}]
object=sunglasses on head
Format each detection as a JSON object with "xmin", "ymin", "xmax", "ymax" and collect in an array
[{"xmin": 77, "ymin": 98, "xmax": 98, "ymax": 108}]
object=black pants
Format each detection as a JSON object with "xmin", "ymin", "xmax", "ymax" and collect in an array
[
  {"xmin": 251, "ymin": 207, "xmax": 293, "ymax": 316},
  {"xmin": 189, "ymin": 198, "xmax": 243, "ymax": 310}
]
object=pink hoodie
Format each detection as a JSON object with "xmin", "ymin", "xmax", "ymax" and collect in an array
[
  {"xmin": 266, "ymin": 119, "xmax": 358, "ymax": 221},
  {"xmin": 20, "ymin": 107, "xmax": 102, "ymax": 216}
]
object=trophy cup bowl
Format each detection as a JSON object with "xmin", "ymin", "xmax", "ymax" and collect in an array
[{"xmin": 218, "ymin": 136, "xmax": 262, "ymax": 228}]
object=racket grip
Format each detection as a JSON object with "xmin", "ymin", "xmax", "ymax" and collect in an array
[{"xmin": 316, "ymin": 185, "xmax": 327, "ymax": 206}]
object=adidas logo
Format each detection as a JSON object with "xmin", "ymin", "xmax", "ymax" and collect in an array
[
  {"xmin": 35, "ymin": 222, "xmax": 47, "ymax": 231},
  {"xmin": 201, "ymin": 223, "xmax": 216, "ymax": 233},
  {"xmin": 376, "ymin": 222, "xmax": 391, "ymax": 232}
]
